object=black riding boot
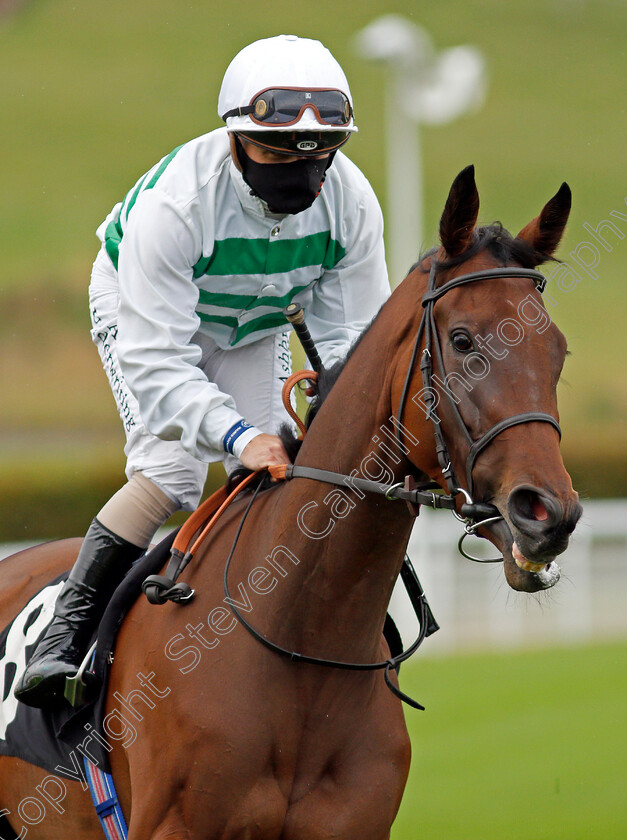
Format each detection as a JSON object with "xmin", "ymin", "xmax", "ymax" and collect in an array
[{"xmin": 14, "ymin": 518, "xmax": 143, "ymax": 709}]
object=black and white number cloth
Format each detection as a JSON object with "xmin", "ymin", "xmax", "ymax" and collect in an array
[
  {"xmin": 0, "ymin": 573, "xmax": 85, "ymax": 774},
  {"xmin": 0, "ymin": 531, "xmax": 176, "ymax": 777}
]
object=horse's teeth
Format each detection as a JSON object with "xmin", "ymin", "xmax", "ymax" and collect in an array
[{"xmin": 512, "ymin": 541, "xmax": 547, "ymax": 573}]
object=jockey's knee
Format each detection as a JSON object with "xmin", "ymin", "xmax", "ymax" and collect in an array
[
  {"xmin": 97, "ymin": 472, "xmax": 180, "ymax": 548},
  {"xmin": 123, "ymin": 434, "xmax": 209, "ymax": 513}
]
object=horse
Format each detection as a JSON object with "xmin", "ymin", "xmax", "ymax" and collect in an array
[{"xmin": 0, "ymin": 165, "xmax": 582, "ymax": 839}]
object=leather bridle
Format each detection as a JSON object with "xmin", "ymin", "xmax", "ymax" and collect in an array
[
  {"xmin": 218, "ymin": 261, "xmax": 563, "ymax": 708},
  {"xmin": 396, "ymin": 261, "xmax": 561, "ymax": 520},
  {"xmin": 152, "ymin": 260, "xmax": 564, "ymax": 709}
]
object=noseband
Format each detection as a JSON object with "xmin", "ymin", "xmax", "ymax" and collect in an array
[{"xmin": 396, "ymin": 261, "xmax": 561, "ymax": 521}]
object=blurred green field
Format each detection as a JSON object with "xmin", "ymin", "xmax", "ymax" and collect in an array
[
  {"xmin": 0, "ymin": 0, "xmax": 626, "ymax": 538},
  {"xmin": 392, "ymin": 640, "xmax": 626, "ymax": 840}
]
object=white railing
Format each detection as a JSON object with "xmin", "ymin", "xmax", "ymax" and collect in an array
[
  {"xmin": 2, "ymin": 500, "xmax": 625, "ymax": 654},
  {"xmin": 390, "ymin": 499, "xmax": 627, "ymax": 654}
]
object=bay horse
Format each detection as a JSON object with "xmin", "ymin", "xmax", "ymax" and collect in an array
[{"xmin": 0, "ymin": 166, "xmax": 581, "ymax": 839}]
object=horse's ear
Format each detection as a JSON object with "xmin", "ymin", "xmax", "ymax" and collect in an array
[
  {"xmin": 439, "ymin": 165, "xmax": 480, "ymax": 257},
  {"xmin": 516, "ymin": 182, "xmax": 571, "ymax": 259}
]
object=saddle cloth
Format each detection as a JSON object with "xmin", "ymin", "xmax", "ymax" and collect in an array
[{"xmin": 0, "ymin": 531, "xmax": 176, "ymax": 778}]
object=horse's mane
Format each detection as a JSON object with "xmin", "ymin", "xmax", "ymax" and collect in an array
[
  {"xmin": 416, "ymin": 221, "xmax": 553, "ymax": 273},
  {"xmin": 279, "ymin": 222, "xmax": 555, "ymax": 461}
]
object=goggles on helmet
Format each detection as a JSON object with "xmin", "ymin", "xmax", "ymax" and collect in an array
[
  {"xmin": 236, "ymin": 129, "xmax": 350, "ymax": 157},
  {"xmin": 222, "ymin": 87, "xmax": 353, "ymax": 128}
]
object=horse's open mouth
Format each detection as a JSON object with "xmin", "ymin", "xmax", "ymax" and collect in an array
[
  {"xmin": 505, "ymin": 540, "xmax": 560, "ymax": 591},
  {"xmin": 485, "ymin": 519, "xmax": 561, "ymax": 592},
  {"xmin": 512, "ymin": 541, "xmax": 551, "ymax": 574}
]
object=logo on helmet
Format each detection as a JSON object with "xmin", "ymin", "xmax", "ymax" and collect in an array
[{"xmin": 297, "ymin": 140, "xmax": 319, "ymax": 151}]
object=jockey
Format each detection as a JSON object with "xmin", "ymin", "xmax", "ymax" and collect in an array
[{"xmin": 15, "ymin": 34, "xmax": 390, "ymax": 708}]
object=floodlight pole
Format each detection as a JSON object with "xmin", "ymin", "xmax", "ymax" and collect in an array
[
  {"xmin": 353, "ymin": 15, "xmax": 487, "ymax": 288},
  {"xmin": 384, "ymin": 69, "xmax": 422, "ymax": 286}
]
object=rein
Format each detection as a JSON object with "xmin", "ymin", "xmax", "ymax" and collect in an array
[
  {"xmin": 144, "ymin": 468, "xmax": 439, "ymax": 710},
  {"xmin": 268, "ymin": 463, "xmax": 496, "ymax": 521},
  {"xmin": 218, "ymin": 261, "xmax": 562, "ymax": 706},
  {"xmin": 221, "ymin": 475, "xmax": 436, "ymax": 711}
]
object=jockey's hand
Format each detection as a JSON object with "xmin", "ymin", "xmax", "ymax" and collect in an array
[{"xmin": 239, "ymin": 434, "xmax": 290, "ymax": 471}]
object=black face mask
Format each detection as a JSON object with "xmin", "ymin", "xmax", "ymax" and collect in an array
[{"xmin": 236, "ymin": 137, "xmax": 335, "ymax": 215}]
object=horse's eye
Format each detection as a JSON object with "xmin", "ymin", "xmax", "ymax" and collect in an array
[{"xmin": 451, "ymin": 331, "xmax": 473, "ymax": 353}]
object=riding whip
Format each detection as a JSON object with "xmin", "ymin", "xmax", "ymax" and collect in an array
[{"xmin": 283, "ymin": 302, "xmax": 325, "ymax": 374}]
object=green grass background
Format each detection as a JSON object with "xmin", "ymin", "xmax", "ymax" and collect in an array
[
  {"xmin": 393, "ymin": 641, "xmax": 626, "ymax": 840},
  {"xmin": 0, "ymin": 0, "xmax": 626, "ymax": 539}
]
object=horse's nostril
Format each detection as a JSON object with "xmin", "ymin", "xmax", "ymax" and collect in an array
[
  {"xmin": 531, "ymin": 495, "xmax": 548, "ymax": 522},
  {"xmin": 508, "ymin": 486, "xmax": 561, "ymax": 532}
]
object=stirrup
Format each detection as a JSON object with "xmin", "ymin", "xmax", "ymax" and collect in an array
[{"xmin": 64, "ymin": 641, "xmax": 99, "ymax": 708}]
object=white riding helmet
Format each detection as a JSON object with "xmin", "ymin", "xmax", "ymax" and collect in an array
[{"xmin": 218, "ymin": 34, "xmax": 358, "ymax": 138}]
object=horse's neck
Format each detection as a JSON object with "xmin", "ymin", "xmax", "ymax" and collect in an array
[{"xmin": 260, "ymin": 297, "xmax": 417, "ymax": 658}]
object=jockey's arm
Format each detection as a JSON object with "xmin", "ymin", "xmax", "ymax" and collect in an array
[
  {"xmin": 116, "ymin": 192, "xmax": 261, "ymax": 464},
  {"xmin": 307, "ymin": 177, "xmax": 390, "ymax": 368}
]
